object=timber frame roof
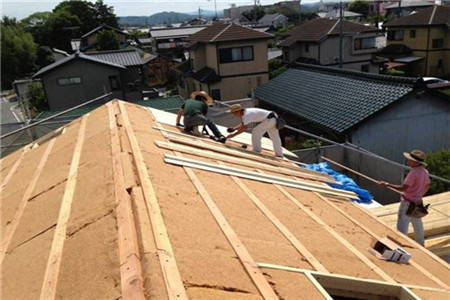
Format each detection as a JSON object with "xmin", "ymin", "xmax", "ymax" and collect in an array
[{"xmin": 1, "ymin": 100, "xmax": 449, "ymax": 299}]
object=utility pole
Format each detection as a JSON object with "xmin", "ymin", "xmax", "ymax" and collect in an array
[
  {"xmin": 207, "ymin": 0, "xmax": 218, "ymax": 19},
  {"xmin": 339, "ymin": 0, "xmax": 343, "ymax": 68}
]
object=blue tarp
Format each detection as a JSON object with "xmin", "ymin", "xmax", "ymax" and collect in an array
[{"xmin": 303, "ymin": 162, "xmax": 373, "ymax": 203}]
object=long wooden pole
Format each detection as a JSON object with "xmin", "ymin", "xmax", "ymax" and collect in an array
[{"xmin": 321, "ymin": 156, "xmax": 401, "ymax": 194}]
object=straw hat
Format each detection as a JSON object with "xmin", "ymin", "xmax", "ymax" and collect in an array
[
  {"xmin": 403, "ymin": 150, "xmax": 427, "ymax": 165},
  {"xmin": 227, "ymin": 104, "xmax": 244, "ymax": 113},
  {"xmin": 191, "ymin": 91, "xmax": 213, "ymax": 105}
]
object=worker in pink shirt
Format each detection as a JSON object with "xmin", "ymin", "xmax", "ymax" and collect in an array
[{"xmin": 378, "ymin": 150, "xmax": 430, "ymax": 246}]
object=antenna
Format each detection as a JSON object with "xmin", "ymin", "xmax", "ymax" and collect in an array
[{"xmin": 207, "ymin": 0, "xmax": 218, "ymax": 19}]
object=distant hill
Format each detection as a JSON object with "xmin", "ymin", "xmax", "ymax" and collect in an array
[
  {"xmin": 119, "ymin": 11, "xmax": 193, "ymax": 26},
  {"xmin": 119, "ymin": 10, "xmax": 225, "ymax": 26}
]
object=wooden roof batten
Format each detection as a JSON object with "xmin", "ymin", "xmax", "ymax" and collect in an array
[{"xmin": 1, "ymin": 99, "xmax": 449, "ymax": 300}]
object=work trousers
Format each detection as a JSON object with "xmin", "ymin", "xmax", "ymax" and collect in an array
[
  {"xmin": 251, "ymin": 117, "xmax": 283, "ymax": 157},
  {"xmin": 183, "ymin": 114, "xmax": 222, "ymax": 138},
  {"xmin": 397, "ymin": 201, "xmax": 424, "ymax": 246}
]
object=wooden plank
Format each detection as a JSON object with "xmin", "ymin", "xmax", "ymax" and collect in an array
[
  {"xmin": 313, "ymin": 193, "xmax": 450, "ymax": 289},
  {"xmin": 40, "ymin": 116, "xmax": 88, "ymax": 300},
  {"xmin": 164, "ymin": 133, "xmax": 325, "ymax": 175},
  {"xmin": 0, "ymin": 139, "xmax": 55, "ymax": 263},
  {"xmin": 121, "ymin": 152, "xmax": 137, "ymax": 190},
  {"xmin": 218, "ymin": 161, "xmax": 329, "ymax": 273},
  {"xmin": 155, "ymin": 140, "xmax": 335, "ymax": 183},
  {"xmin": 257, "ymin": 262, "xmax": 450, "ymax": 294},
  {"xmin": 0, "ymin": 147, "xmax": 29, "ymax": 191},
  {"xmin": 164, "ymin": 155, "xmax": 356, "ymax": 199},
  {"xmin": 178, "ymin": 153, "xmax": 279, "ymax": 300},
  {"xmin": 118, "ymin": 101, "xmax": 188, "ymax": 300},
  {"xmin": 274, "ymin": 185, "xmax": 396, "ymax": 283},
  {"xmin": 304, "ymin": 272, "xmax": 333, "ymax": 300},
  {"xmin": 108, "ymin": 102, "xmax": 146, "ymax": 299}
]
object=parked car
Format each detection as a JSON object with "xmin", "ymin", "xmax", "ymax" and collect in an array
[{"xmin": 422, "ymin": 77, "xmax": 450, "ymax": 88}]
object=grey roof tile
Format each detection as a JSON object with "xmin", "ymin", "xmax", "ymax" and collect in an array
[
  {"xmin": 86, "ymin": 49, "xmax": 144, "ymax": 66},
  {"xmin": 254, "ymin": 64, "xmax": 417, "ymax": 133}
]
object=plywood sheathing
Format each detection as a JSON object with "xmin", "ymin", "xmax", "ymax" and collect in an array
[{"xmin": 1, "ymin": 100, "xmax": 449, "ymax": 300}]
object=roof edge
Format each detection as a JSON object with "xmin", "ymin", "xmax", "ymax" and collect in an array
[{"xmin": 293, "ymin": 63, "xmax": 418, "ymax": 85}]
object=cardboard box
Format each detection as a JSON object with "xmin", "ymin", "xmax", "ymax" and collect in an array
[{"xmin": 369, "ymin": 237, "xmax": 411, "ymax": 263}]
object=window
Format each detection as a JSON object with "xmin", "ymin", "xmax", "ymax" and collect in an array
[
  {"xmin": 211, "ymin": 89, "xmax": 221, "ymax": 100},
  {"xmin": 361, "ymin": 64, "xmax": 370, "ymax": 72},
  {"xmin": 57, "ymin": 76, "xmax": 82, "ymax": 86},
  {"xmin": 387, "ymin": 30, "xmax": 404, "ymax": 41},
  {"xmin": 354, "ymin": 37, "xmax": 376, "ymax": 50},
  {"xmin": 432, "ymin": 38, "xmax": 443, "ymax": 49},
  {"xmin": 219, "ymin": 46, "xmax": 254, "ymax": 63},
  {"xmin": 109, "ymin": 75, "xmax": 121, "ymax": 91},
  {"xmin": 304, "ymin": 43, "xmax": 309, "ymax": 53},
  {"xmin": 410, "ymin": 29, "xmax": 416, "ymax": 38}
]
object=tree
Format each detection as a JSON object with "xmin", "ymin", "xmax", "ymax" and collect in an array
[
  {"xmin": 269, "ymin": 59, "xmax": 288, "ymax": 79},
  {"xmin": 96, "ymin": 30, "xmax": 120, "ymax": 51},
  {"xmin": 26, "ymin": 81, "xmax": 48, "ymax": 111},
  {"xmin": 1, "ymin": 20, "xmax": 37, "ymax": 89},
  {"xmin": 53, "ymin": 0, "xmax": 95, "ymax": 33},
  {"xmin": 348, "ymin": 0, "xmax": 369, "ymax": 17},
  {"xmin": 242, "ymin": 6, "xmax": 265, "ymax": 22},
  {"xmin": 425, "ymin": 149, "xmax": 450, "ymax": 195},
  {"xmin": 21, "ymin": 12, "xmax": 52, "ymax": 46},
  {"xmin": 47, "ymin": 10, "xmax": 82, "ymax": 52},
  {"xmin": 92, "ymin": 0, "xmax": 119, "ymax": 28},
  {"xmin": 36, "ymin": 46, "xmax": 55, "ymax": 68}
]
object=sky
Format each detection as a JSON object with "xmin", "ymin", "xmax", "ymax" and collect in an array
[{"xmin": 2, "ymin": 0, "xmax": 318, "ymax": 20}]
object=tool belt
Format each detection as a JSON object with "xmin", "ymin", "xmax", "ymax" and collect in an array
[
  {"xmin": 406, "ymin": 201, "xmax": 429, "ymax": 218},
  {"xmin": 267, "ymin": 112, "xmax": 286, "ymax": 129}
]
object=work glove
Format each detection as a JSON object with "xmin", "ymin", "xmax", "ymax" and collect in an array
[
  {"xmin": 176, "ymin": 123, "xmax": 184, "ymax": 128},
  {"xmin": 226, "ymin": 127, "xmax": 235, "ymax": 133}
]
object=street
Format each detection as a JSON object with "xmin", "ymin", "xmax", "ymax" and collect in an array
[{"xmin": 0, "ymin": 94, "xmax": 25, "ymax": 136}]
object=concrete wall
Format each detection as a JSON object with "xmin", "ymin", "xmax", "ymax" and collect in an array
[
  {"xmin": 40, "ymin": 59, "xmax": 123, "ymax": 110},
  {"xmin": 349, "ymin": 93, "xmax": 449, "ymax": 163}
]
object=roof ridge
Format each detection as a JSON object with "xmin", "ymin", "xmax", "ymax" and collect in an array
[
  {"xmin": 294, "ymin": 63, "xmax": 417, "ymax": 85},
  {"xmin": 211, "ymin": 23, "xmax": 233, "ymax": 42},
  {"xmin": 429, "ymin": 5, "xmax": 437, "ymax": 25},
  {"xmin": 327, "ymin": 19, "xmax": 340, "ymax": 35}
]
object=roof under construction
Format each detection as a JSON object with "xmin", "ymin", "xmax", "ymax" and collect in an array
[{"xmin": 1, "ymin": 100, "xmax": 449, "ymax": 299}]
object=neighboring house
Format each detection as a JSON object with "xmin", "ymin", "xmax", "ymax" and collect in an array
[
  {"xmin": 258, "ymin": 13, "xmax": 288, "ymax": 28},
  {"xmin": 74, "ymin": 24, "xmax": 139, "ymax": 52},
  {"xmin": 142, "ymin": 54, "xmax": 179, "ymax": 87},
  {"xmin": 268, "ymin": 48, "xmax": 283, "ymax": 60},
  {"xmin": 377, "ymin": 44, "xmax": 425, "ymax": 76},
  {"xmin": 382, "ymin": 5, "xmax": 450, "ymax": 78},
  {"xmin": 385, "ymin": 0, "xmax": 435, "ymax": 17},
  {"xmin": 279, "ymin": 18, "xmax": 382, "ymax": 73},
  {"xmin": 253, "ymin": 63, "xmax": 449, "ymax": 164},
  {"xmin": 149, "ymin": 26, "xmax": 208, "ymax": 60},
  {"xmin": 31, "ymin": 50, "xmax": 145, "ymax": 110},
  {"xmin": 176, "ymin": 23, "xmax": 273, "ymax": 101}
]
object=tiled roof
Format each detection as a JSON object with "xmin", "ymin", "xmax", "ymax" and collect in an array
[
  {"xmin": 187, "ymin": 23, "xmax": 273, "ymax": 45},
  {"xmin": 192, "ymin": 67, "xmax": 221, "ymax": 83},
  {"xmin": 258, "ymin": 13, "xmax": 284, "ymax": 22},
  {"xmin": 32, "ymin": 53, "xmax": 126, "ymax": 78},
  {"xmin": 149, "ymin": 26, "xmax": 208, "ymax": 39},
  {"xmin": 175, "ymin": 60, "xmax": 193, "ymax": 74},
  {"xmin": 378, "ymin": 44, "xmax": 413, "ymax": 55},
  {"xmin": 85, "ymin": 49, "xmax": 144, "ymax": 66},
  {"xmin": 254, "ymin": 64, "xmax": 417, "ymax": 133},
  {"xmin": 268, "ymin": 48, "xmax": 283, "ymax": 60},
  {"xmin": 384, "ymin": 6, "xmax": 449, "ymax": 27},
  {"xmin": 278, "ymin": 19, "xmax": 379, "ymax": 47}
]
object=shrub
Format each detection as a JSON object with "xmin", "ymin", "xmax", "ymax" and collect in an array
[{"xmin": 425, "ymin": 149, "xmax": 450, "ymax": 195}]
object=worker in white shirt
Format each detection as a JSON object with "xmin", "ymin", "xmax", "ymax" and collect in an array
[{"xmin": 226, "ymin": 104, "xmax": 283, "ymax": 157}]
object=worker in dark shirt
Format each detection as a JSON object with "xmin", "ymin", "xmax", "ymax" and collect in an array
[{"xmin": 176, "ymin": 91, "xmax": 226, "ymax": 143}]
